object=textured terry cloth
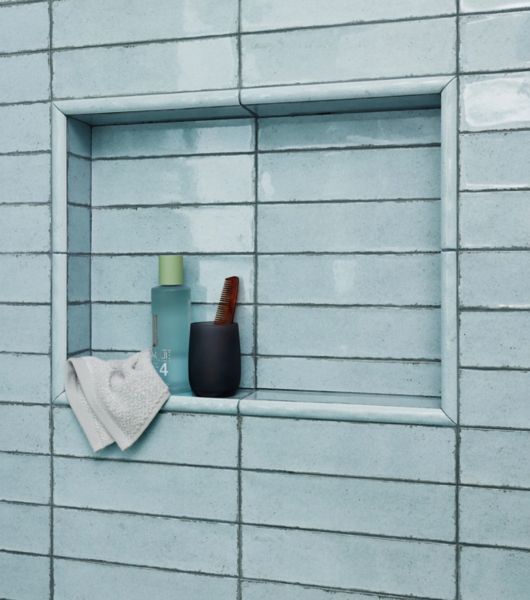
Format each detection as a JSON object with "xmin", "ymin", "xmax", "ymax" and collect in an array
[{"xmin": 65, "ymin": 350, "xmax": 169, "ymax": 452}]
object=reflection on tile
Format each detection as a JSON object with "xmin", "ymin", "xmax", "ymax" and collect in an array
[
  {"xmin": 0, "ymin": 2, "xmax": 49, "ymax": 53},
  {"xmin": 258, "ymin": 201, "xmax": 440, "ymax": 252},
  {"xmin": 0, "ymin": 553, "xmax": 50, "ymax": 600},
  {"xmin": 0, "ymin": 353, "xmax": 50, "ymax": 404},
  {"xmin": 0, "ymin": 502, "xmax": 50, "ymax": 554},
  {"xmin": 0, "ymin": 154, "xmax": 50, "ymax": 204},
  {"xmin": 0, "ymin": 53, "xmax": 49, "ymax": 103},
  {"xmin": 0, "ymin": 254, "xmax": 50, "ymax": 303}
]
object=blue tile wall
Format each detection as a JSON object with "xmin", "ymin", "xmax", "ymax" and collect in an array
[{"xmin": 1, "ymin": 2, "xmax": 529, "ymax": 598}]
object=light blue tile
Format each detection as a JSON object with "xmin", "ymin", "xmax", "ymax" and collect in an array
[
  {"xmin": 461, "ymin": 311, "xmax": 530, "ymax": 368},
  {"xmin": 0, "ymin": 552, "xmax": 50, "ymax": 600},
  {"xmin": 0, "ymin": 2, "xmax": 49, "ymax": 53},
  {"xmin": 461, "ymin": 73, "xmax": 530, "ymax": 132},
  {"xmin": 0, "ymin": 254, "xmax": 50, "ymax": 302},
  {"xmin": 53, "ymin": 0, "xmax": 238, "ymax": 47},
  {"xmin": 0, "ymin": 103, "xmax": 50, "ymax": 153},
  {"xmin": 0, "ymin": 154, "xmax": 50, "ymax": 204},
  {"xmin": 461, "ymin": 547, "xmax": 530, "ymax": 600},
  {"xmin": 242, "ymin": 19, "xmax": 456, "ymax": 87},
  {"xmin": 54, "ymin": 558, "xmax": 237, "ymax": 600},
  {"xmin": 0, "ymin": 453, "xmax": 50, "ymax": 503},
  {"xmin": 54, "ymin": 407, "xmax": 238, "ymax": 467},
  {"xmin": 0, "ymin": 205, "xmax": 49, "ymax": 253},
  {"xmin": 91, "ymin": 254, "xmax": 254, "ymax": 303},
  {"xmin": 68, "ymin": 255, "xmax": 90, "ymax": 302},
  {"xmin": 462, "ymin": 0, "xmax": 530, "ymax": 10},
  {"xmin": 53, "ymin": 38, "xmax": 238, "ymax": 99},
  {"xmin": 0, "ymin": 353, "xmax": 50, "ymax": 404},
  {"xmin": 242, "ymin": 581, "xmax": 395, "ymax": 600},
  {"xmin": 460, "ymin": 368, "xmax": 530, "ymax": 428},
  {"xmin": 92, "ymin": 155, "xmax": 254, "ymax": 206},
  {"xmin": 461, "ymin": 12, "xmax": 530, "ymax": 72},
  {"xmin": 67, "ymin": 303, "xmax": 90, "ymax": 355},
  {"xmin": 67, "ymin": 205, "xmax": 90, "ymax": 253},
  {"xmin": 258, "ymin": 202, "xmax": 440, "ymax": 252},
  {"xmin": 54, "ymin": 507, "xmax": 237, "ymax": 574},
  {"xmin": 460, "ymin": 487, "xmax": 530, "ymax": 548},
  {"xmin": 67, "ymin": 156, "xmax": 91, "ymax": 205},
  {"xmin": 54, "ymin": 457, "xmax": 237, "ymax": 521},
  {"xmin": 461, "ymin": 251, "xmax": 530, "ymax": 307},
  {"xmin": 0, "ymin": 305, "xmax": 49, "ymax": 353},
  {"xmin": 92, "ymin": 205, "xmax": 254, "ymax": 253},
  {"xmin": 243, "ymin": 471, "xmax": 454, "ymax": 540},
  {"xmin": 243, "ymin": 0, "xmax": 455, "ymax": 31},
  {"xmin": 258, "ymin": 110, "xmax": 441, "ymax": 150},
  {"xmin": 460, "ymin": 131, "xmax": 530, "ymax": 190},
  {"xmin": 258, "ymin": 306, "xmax": 440, "ymax": 360},
  {"xmin": 0, "ymin": 405, "xmax": 50, "ymax": 453},
  {"xmin": 0, "ymin": 502, "xmax": 50, "ymax": 554},
  {"xmin": 242, "ymin": 418, "xmax": 455, "ymax": 482},
  {"xmin": 257, "ymin": 356, "xmax": 441, "ymax": 397},
  {"xmin": 259, "ymin": 254, "xmax": 440, "ymax": 305},
  {"xmin": 0, "ymin": 53, "xmax": 49, "ymax": 103},
  {"xmin": 460, "ymin": 191, "xmax": 530, "ymax": 249},
  {"xmin": 258, "ymin": 147, "xmax": 440, "ymax": 202},
  {"xmin": 242, "ymin": 526, "xmax": 455, "ymax": 599},
  {"xmin": 92, "ymin": 118, "xmax": 254, "ymax": 158},
  {"xmin": 461, "ymin": 429, "xmax": 530, "ymax": 487},
  {"xmin": 67, "ymin": 118, "xmax": 91, "ymax": 157}
]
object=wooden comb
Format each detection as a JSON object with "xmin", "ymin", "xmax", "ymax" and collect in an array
[{"xmin": 214, "ymin": 276, "xmax": 239, "ymax": 325}]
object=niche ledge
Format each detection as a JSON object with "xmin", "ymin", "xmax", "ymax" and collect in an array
[{"xmin": 51, "ymin": 76, "xmax": 458, "ymax": 428}]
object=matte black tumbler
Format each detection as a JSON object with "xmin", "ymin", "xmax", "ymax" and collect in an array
[{"xmin": 188, "ymin": 322, "xmax": 241, "ymax": 397}]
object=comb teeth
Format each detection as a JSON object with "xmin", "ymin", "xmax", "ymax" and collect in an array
[{"xmin": 214, "ymin": 276, "xmax": 239, "ymax": 325}]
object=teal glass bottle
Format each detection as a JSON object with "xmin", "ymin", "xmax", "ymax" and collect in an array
[{"xmin": 151, "ymin": 255, "xmax": 191, "ymax": 394}]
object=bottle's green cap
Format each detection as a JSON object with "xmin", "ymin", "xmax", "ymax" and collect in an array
[{"xmin": 159, "ymin": 255, "xmax": 184, "ymax": 285}]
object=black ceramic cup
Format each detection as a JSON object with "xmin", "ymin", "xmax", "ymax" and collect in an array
[{"xmin": 188, "ymin": 322, "xmax": 241, "ymax": 397}]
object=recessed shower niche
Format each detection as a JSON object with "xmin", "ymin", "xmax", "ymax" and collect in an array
[{"xmin": 53, "ymin": 78, "xmax": 458, "ymax": 424}]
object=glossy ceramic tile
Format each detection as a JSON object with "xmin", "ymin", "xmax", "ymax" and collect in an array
[
  {"xmin": 67, "ymin": 118, "xmax": 91, "ymax": 157},
  {"xmin": 0, "ymin": 2, "xmax": 49, "ymax": 53},
  {"xmin": 241, "ymin": 581, "xmax": 396, "ymax": 600},
  {"xmin": 461, "ymin": 0, "xmax": 530, "ymax": 10},
  {"xmin": 52, "ymin": 0, "xmax": 238, "ymax": 47},
  {"xmin": 460, "ymin": 368, "xmax": 530, "ymax": 428},
  {"xmin": 54, "ymin": 457, "xmax": 237, "ymax": 521},
  {"xmin": 242, "ymin": 417, "xmax": 455, "ymax": 482},
  {"xmin": 67, "ymin": 205, "xmax": 90, "ymax": 254},
  {"xmin": 0, "ymin": 205, "xmax": 50, "ymax": 253},
  {"xmin": 67, "ymin": 156, "xmax": 91, "ymax": 205},
  {"xmin": 0, "ymin": 552, "xmax": 50, "ymax": 600},
  {"xmin": 460, "ymin": 131, "xmax": 530, "ymax": 190},
  {"xmin": 0, "ymin": 453, "xmax": 50, "ymax": 503},
  {"xmin": 242, "ymin": 0, "xmax": 455, "ymax": 31},
  {"xmin": 91, "ymin": 205, "xmax": 254, "ymax": 253},
  {"xmin": 0, "ymin": 305, "xmax": 49, "ymax": 353},
  {"xmin": 460, "ymin": 251, "xmax": 530, "ymax": 307},
  {"xmin": 460, "ymin": 191, "xmax": 530, "ymax": 248},
  {"xmin": 242, "ymin": 471, "xmax": 454, "ymax": 540},
  {"xmin": 0, "ymin": 353, "xmax": 50, "ymax": 404},
  {"xmin": 54, "ymin": 559, "xmax": 237, "ymax": 600},
  {"xmin": 258, "ymin": 110, "xmax": 441, "ymax": 150},
  {"xmin": 0, "ymin": 254, "xmax": 50, "ymax": 302},
  {"xmin": 241, "ymin": 18, "xmax": 456, "ymax": 86},
  {"xmin": 92, "ymin": 155, "xmax": 254, "ymax": 206},
  {"xmin": 258, "ymin": 254, "xmax": 440, "ymax": 305},
  {"xmin": 461, "ymin": 12, "xmax": 530, "ymax": 72},
  {"xmin": 54, "ymin": 407, "xmax": 238, "ymax": 467},
  {"xmin": 67, "ymin": 303, "xmax": 90, "ymax": 354},
  {"xmin": 0, "ymin": 103, "xmax": 50, "ymax": 153},
  {"xmin": 460, "ymin": 547, "xmax": 530, "ymax": 600},
  {"xmin": 53, "ymin": 38, "xmax": 238, "ymax": 99},
  {"xmin": 460, "ymin": 429, "xmax": 530, "ymax": 487},
  {"xmin": 0, "ymin": 154, "xmax": 50, "ymax": 204},
  {"xmin": 257, "ymin": 356, "xmax": 441, "ymax": 397},
  {"xmin": 258, "ymin": 306, "xmax": 440, "ymax": 359},
  {"xmin": 258, "ymin": 147, "xmax": 440, "ymax": 201},
  {"xmin": 92, "ymin": 118, "xmax": 254, "ymax": 157},
  {"xmin": 91, "ymin": 254, "xmax": 254, "ymax": 303},
  {"xmin": 68, "ymin": 255, "xmax": 90, "ymax": 302},
  {"xmin": 54, "ymin": 507, "xmax": 237, "ymax": 574},
  {"xmin": 242, "ymin": 526, "xmax": 455, "ymax": 598},
  {"xmin": 0, "ymin": 405, "xmax": 50, "ymax": 453},
  {"xmin": 460, "ymin": 487, "xmax": 530, "ymax": 548},
  {"xmin": 0, "ymin": 53, "xmax": 49, "ymax": 103},
  {"xmin": 461, "ymin": 73, "xmax": 530, "ymax": 131},
  {"xmin": 0, "ymin": 502, "xmax": 50, "ymax": 554},
  {"xmin": 460, "ymin": 311, "xmax": 530, "ymax": 368},
  {"xmin": 258, "ymin": 201, "xmax": 440, "ymax": 252}
]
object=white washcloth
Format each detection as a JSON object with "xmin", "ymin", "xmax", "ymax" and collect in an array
[{"xmin": 65, "ymin": 350, "xmax": 169, "ymax": 452}]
